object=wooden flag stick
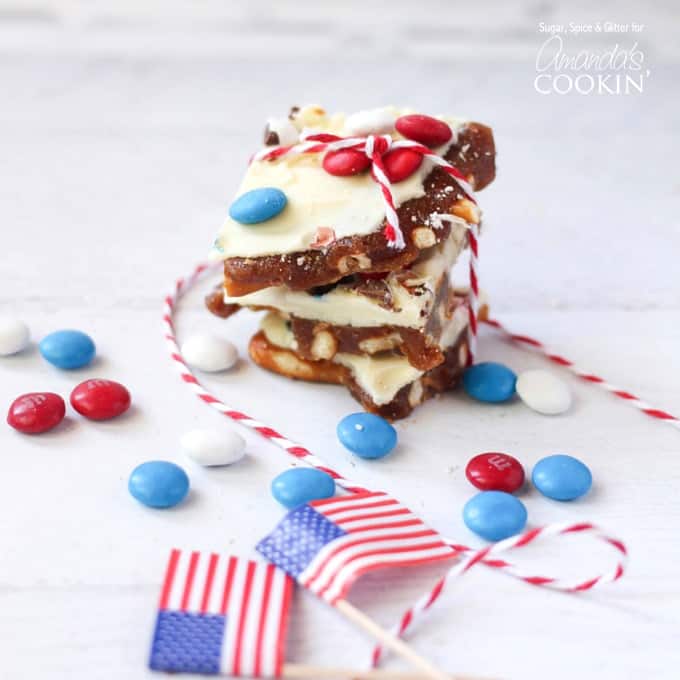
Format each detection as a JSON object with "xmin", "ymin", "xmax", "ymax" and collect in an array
[
  {"xmin": 283, "ymin": 664, "xmax": 493, "ymax": 679},
  {"xmin": 334, "ymin": 599, "xmax": 450, "ymax": 680}
]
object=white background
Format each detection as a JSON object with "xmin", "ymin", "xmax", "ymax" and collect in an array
[{"xmin": 1, "ymin": 2, "xmax": 679, "ymax": 679}]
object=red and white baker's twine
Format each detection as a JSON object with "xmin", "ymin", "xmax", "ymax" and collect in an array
[
  {"xmin": 370, "ymin": 521, "xmax": 627, "ymax": 666},
  {"xmin": 253, "ymin": 132, "xmax": 477, "ymax": 251},
  {"xmin": 253, "ymin": 131, "xmax": 480, "ymax": 362},
  {"xmin": 482, "ymin": 318, "xmax": 680, "ymax": 430}
]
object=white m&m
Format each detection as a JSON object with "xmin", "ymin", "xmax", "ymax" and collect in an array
[
  {"xmin": 516, "ymin": 369, "xmax": 572, "ymax": 415},
  {"xmin": 180, "ymin": 429, "xmax": 246, "ymax": 467},
  {"xmin": 0, "ymin": 317, "xmax": 30, "ymax": 356},
  {"xmin": 181, "ymin": 333, "xmax": 238, "ymax": 373}
]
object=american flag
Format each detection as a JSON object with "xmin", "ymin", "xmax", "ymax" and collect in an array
[
  {"xmin": 149, "ymin": 550, "xmax": 294, "ymax": 678},
  {"xmin": 256, "ymin": 491, "xmax": 455, "ymax": 604}
]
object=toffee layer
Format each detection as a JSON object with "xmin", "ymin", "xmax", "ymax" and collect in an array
[{"xmin": 221, "ymin": 123, "xmax": 494, "ymax": 296}]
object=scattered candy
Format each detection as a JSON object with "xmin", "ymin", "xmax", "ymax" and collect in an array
[
  {"xmin": 70, "ymin": 379, "xmax": 131, "ymax": 421},
  {"xmin": 395, "ymin": 114, "xmax": 452, "ymax": 148},
  {"xmin": 323, "ymin": 148, "xmax": 372, "ymax": 176},
  {"xmin": 465, "ymin": 452, "xmax": 525, "ymax": 493},
  {"xmin": 181, "ymin": 333, "xmax": 238, "ymax": 373},
  {"xmin": 382, "ymin": 148, "xmax": 423, "ymax": 183},
  {"xmin": 264, "ymin": 117, "xmax": 299, "ymax": 146},
  {"xmin": 532, "ymin": 454, "xmax": 592, "ymax": 501},
  {"xmin": 271, "ymin": 468, "xmax": 335, "ymax": 509},
  {"xmin": 463, "ymin": 362, "xmax": 517, "ymax": 403},
  {"xmin": 516, "ymin": 369, "xmax": 572, "ymax": 415},
  {"xmin": 7, "ymin": 392, "xmax": 66, "ymax": 434},
  {"xmin": 180, "ymin": 428, "xmax": 246, "ymax": 467},
  {"xmin": 345, "ymin": 107, "xmax": 396, "ymax": 136},
  {"xmin": 229, "ymin": 187, "xmax": 288, "ymax": 225},
  {"xmin": 128, "ymin": 461, "xmax": 190, "ymax": 509},
  {"xmin": 39, "ymin": 329, "xmax": 96, "ymax": 370},
  {"xmin": 463, "ymin": 491, "xmax": 528, "ymax": 541},
  {"xmin": 337, "ymin": 413, "xmax": 397, "ymax": 459},
  {"xmin": 0, "ymin": 316, "xmax": 30, "ymax": 356}
]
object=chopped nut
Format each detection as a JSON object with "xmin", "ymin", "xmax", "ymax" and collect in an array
[
  {"xmin": 408, "ymin": 379, "xmax": 424, "ymax": 407},
  {"xmin": 311, "ymin": 330, "xmax": 338, "ymax": 360},
  {"xmin": 337, "ymin": 254, "xmax": 371, "ymax": 274},
  {"xmin": 452, "ymin": 198, "xmax": 480, "ymax": 224},
  {"xmin": 412, "ymin": 227, "xmax": 436, "ymax": 249},
  {"xmin": 458, "ymin": 342, "xmax": 469, "ymax": 367},
  {"xmin": 359, "ymin": 333, "xmax": 402, "ymax": 354}
]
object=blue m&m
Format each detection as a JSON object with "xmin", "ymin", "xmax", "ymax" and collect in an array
[
  {"xmin": 463, "ymin": 491, "xmax": 528, "ymax": 541},
  {"xmin": 39, "ymin": 329, "xmax": 96, "ymax": 369},
  {"xmin": 128, "ymin": 461, "xmax": 190, "ymax": 509},
  {"xmin": 229, "ymin": 187, "xmax": 288, "ymax": 225},
  {"xmin": 337, "ymin": 413, "xmax": 397, "ymax": 459},
  {"xmin": 463, "ymin": 362, "xmax": 517, "ymax": 403},
  {"xmin": 532, "ymin": 455, "xmax": 592, "ymax": 501},
  {"xmin": 271, "ymin": 468, "xmax": 335, "ymax": 509}
]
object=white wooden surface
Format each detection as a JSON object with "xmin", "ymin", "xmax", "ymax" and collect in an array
[{"xmin": 1, "ymin": 3, "xmax": 679, "ymax": 679}]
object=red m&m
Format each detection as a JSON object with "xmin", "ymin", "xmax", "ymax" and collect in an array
[
  {"xmin": 465, "ymin": 452, "xmax": 525, "ymax": 493},
  {"xmin": 383, "ymin": 148, "xmax": 423, "ymax": 183},
  {"xmin": 395, "ymin": 114, "xmax": 453, "ymax": 148},
  {"xmin": 323, "ymin": 148, "xmax": 371, "ymax": 176},
  {"xmin": 7, "ymin": 392, "xmax": 66, "ymax": 434},
  {"xmin": 70, "ymin": 379, "xmax": 131, "ymax": 421}
]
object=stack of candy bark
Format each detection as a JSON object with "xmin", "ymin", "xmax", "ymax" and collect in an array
[{"xmin": 207, "ymin": 105, "xmax": 496, "ymax": 419}]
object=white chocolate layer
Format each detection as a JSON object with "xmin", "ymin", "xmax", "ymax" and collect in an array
[
  {"xmin": 212, "ymin": 106, "xmax": 467, "ymax": 260},
  {"xmin": 259, "ymin": 303, "xmax": 468, "ymax": 406},
  {"xmin": 223, "ymin": 221, "xmax": 467, "ymax": 329}
]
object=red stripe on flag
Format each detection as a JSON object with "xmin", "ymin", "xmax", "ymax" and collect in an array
[
  {"xmin": 180, "ymin": 551, "xmax": 200, "ymax": 611},
  {"xmin": 322, "ymin": 498, "xmax": 398, "ymax": 516},
  {"xmin": 220, "ymin": 556, "xmax": 238, "ymax": 615},
  {"xmin": 200, "ymin": 553, "xmax": 219, "ymax": 614},
  {"xmin": 232, "ymin": 561, "xmax": 257, "ymax": 677},
  {"xmin": 253, "ymin": 564, "xmax": 276, "ymax": 677},
  {"xmin": 348, "ymin": 519, "xmax": 422, "ymax": 534},
  {"xmin": 336, "ymin": 507, "xmax": 411, "ymax": 527},
  {"xmin": 311, "ymin": 492, "xmax": 385, "ymax": 508},
  {"xmin": 159, "ymin": 549, "xmax": 181, "ymax": 609}
]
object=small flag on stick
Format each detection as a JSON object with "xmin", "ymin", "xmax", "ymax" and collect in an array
[
  {"xmin": 149, "ymin": 550, "xmax": 293, "ymax": 678},
  {"xmin": 257, "ymin": 491, "xmax": 456, "ymax": 680}
]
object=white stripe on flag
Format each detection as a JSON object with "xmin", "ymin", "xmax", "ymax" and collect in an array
[
  {"xmin": 305, "ymin": 534, "xmax": 448, "ymax": 596},
  {"xmin": 187, "ymin": 551, "xmax": 211, "ymax": 612},
  {"xmin": 322, "ymin": 544, "xmax": 455, "ymax": 603},
  {"xmin": 261, "ymin": 567, "xmax": 286, "ymax": 677},
  {"xmin": 322, "ymin": 501, "xmax": 403, "ymax": 524},
  {"xmin": 238, "ymin": 563, "xmax": 267, "ymax": 678},
  {"xmin": 207, "ymin": 554, "xmax": 230, "ymax": 615},
  {"xmin": 220, "ymin": 557, "xmax": 250, "ymax": 675},
  {"xmin": 167, "ymin": 549, "xmax": 191, "ymax": 611}
]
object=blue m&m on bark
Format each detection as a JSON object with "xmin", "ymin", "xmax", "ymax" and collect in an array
[
  {"xmin": 337, "ymin": 413, "xmax": 397, "ymax": 459},
  {"xmin": 463, "ymin": 362, "xmax": 517, "ymax": 403},
  {"xmin": 229, "ymin": 187, "xmax": 288, "ymax": 224},
  {"xmin": 463, "ymin": 491, "xmax": 528, "ymax": 541}
]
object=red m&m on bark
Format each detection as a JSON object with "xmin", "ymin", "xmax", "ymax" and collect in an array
[
  {"xmin": 395, "ymin": 114, "xmax": 453, "ymax": 148},
  {"xmin": 465, "ymin": 452, "xmax": 525, "ymax": 493},
  {"xmin": 7, "ymin": 392, "xmax": 66, "ymax": 434},
  {"xmin": 383, "ymin": 148, "xmax": 423, "ymax": 183},
  {"xmin": 323, "ymin": 148, "xmax": 372, "ymax": 176},
  {"xmin": 70, "ymin": 379, "xmax": 131, "ymax": 421}
]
